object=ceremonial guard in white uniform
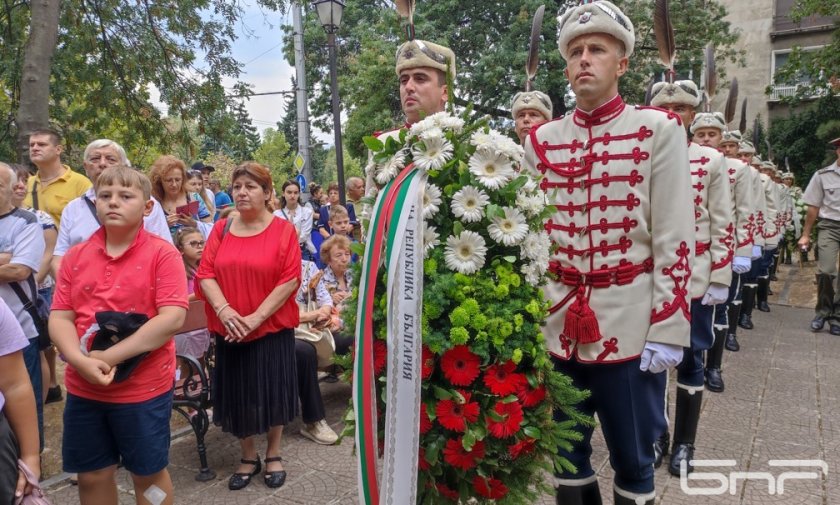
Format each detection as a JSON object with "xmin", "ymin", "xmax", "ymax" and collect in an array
[
  {"xmin": 699, "ymin": 128, "xmax": 755, "ymax": 388},
  {"xmin": 649, "ymin": 84, "xmax": 733, "ymax": 476},
  {"xmin": 737, "ymin": 142, "xmax": 769, "ymax": 331},
  {"xmin": 755, "ymin": 161, "xmax": 781, "ymax": 312},
  {"xmin": 523, "ymin": 2, "xmax": 693, "ymax": 503}
]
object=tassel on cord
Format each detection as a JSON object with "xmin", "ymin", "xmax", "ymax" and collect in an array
[{"xmin": 563, "ymin": 286, "xmax": 602, "ymax": 344}]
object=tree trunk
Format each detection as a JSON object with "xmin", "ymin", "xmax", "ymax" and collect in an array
[{"xmin": 16, "ymin": 0, "xmax": 61, "ymax": 164}]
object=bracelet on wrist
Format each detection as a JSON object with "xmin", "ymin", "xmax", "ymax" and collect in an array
[{"xmin": 215, "ymin": 302, "xmax": 230, "ymax": 317}]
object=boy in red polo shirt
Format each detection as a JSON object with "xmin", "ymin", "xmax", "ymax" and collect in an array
[{"xmin": 50, "ymin": 166, "xmax": 188, "ymax": 505}]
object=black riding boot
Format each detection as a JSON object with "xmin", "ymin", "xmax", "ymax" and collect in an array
[
  {"xmin": 739, "ymin": 285, "xmax": 756, "ymax": 330},
  {"xmin": 726, "ymin": 302, "xmax": 741, "ymax": 351},
  {"xmin": 653, "ymin": 429, "xmax": 669, "ymax": 469},
  {"xmin": 556, "ymin": 480, "xmax": 602, "ymax": 505},
  {"xmin": 705, "ymin": 327, "xmax": 726, "ymax": 392},
  {"xmin": 757, "ymin": 278, "xmax": 771, "ymax": 312},
  {"xmin": 669, "ymin": 385, "xmax": 704, "ymax": 477}
]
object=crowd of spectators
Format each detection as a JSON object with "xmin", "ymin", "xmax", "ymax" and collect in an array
[{"xmin": 0, "ymin": 127, "xmax": 362, "ymax": 504}]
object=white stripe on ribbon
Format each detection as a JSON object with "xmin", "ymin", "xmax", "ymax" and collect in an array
[{"xmin": 382, "ymin": 172, "xmax": 425, "ymax": 504}]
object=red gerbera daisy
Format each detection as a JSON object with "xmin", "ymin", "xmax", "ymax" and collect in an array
[
  {"xmin": 421, "ymin": 346, "xmax": 435, "ymax": 379},
  {"xmin": 440, "ymin": 345, "xmax": 481, "ymax": 386},
  {"xmin": 435, "ymin": 390, "xmax": 480, "ymax": 432},
  {"xmin": 509, "ymin": 437, "xmax": 537, "ymax": 459},
  {"xmin": 373, "ymin": 340, "xmax": 387, "ymax": 374},
  {"xmin": 517, "ymin": 382, "xmax": 547, "ymax": 407},
  {"xmin": 436, "ymin": 483, "xmax": 460, "ymax": 501},
  {"xmin": 442, "ymin": 437, "xmax": 485, "ymax": 470},
  {"xmin": 418, "ymin": 447, "xmax": 430, "ymax": 471},
  {"xmin": 419, "ymin": 402, "xmax": 433, "ymax": 434},
  {"xmin": 473, "ymin": 475, "xmax": 509, "ymax": 500},
  {"xmin": 483, "ymin": 361, "xmax": 527, "ymax": 396},
  {"xmin": 486, "ymin": 400, "xmax": 524, "ymax": 438}
]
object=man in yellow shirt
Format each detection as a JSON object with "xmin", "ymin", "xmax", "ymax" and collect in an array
[{"xmin": 23, "ymin": 128, "xmax": 91, "ymax": 227}]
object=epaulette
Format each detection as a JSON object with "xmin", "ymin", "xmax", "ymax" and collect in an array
[
  {"xmin": 634, "ymin": 105, "xmax": 683, "ymax": 126},
  {"xmin": 818, "ymin": 166, "xmax": 835, "ymax": 174}
]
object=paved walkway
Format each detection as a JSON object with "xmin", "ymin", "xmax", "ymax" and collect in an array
[{"xmin": 43, "ymin": 263, "xmax": 838, "ymax": 504}]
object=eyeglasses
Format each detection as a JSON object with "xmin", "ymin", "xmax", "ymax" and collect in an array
[{"xmin": 187, "ymin": 240, "xmax": 206, "ymax": 248}]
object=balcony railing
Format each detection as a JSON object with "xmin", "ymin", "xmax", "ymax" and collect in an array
[{"xmin": 768, "ymin": 83, "xmax": 828, "ymax": 101}]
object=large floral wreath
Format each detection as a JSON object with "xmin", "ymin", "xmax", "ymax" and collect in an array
[{"xmin": 339, "ymin": 111, "xmax": 589, "ymax": 504}]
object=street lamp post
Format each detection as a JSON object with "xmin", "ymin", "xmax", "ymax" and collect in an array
[{"xmin": 314, "ymin": 0, "xmax": 347, "ymax": 205}]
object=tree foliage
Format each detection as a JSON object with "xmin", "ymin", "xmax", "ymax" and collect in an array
[
  {"xmin": 768, "ymin": 95, "xmax": 840, "ymax": 185},
  {"xmin": 253, "ymin": 127, "xmax": 294, "ymax": 187},
  {"xmin": 285, "ymin": 0, "xmax": 742, "ymax": 160},
  {"xmin": 0, "ymin": 0, "xmax": 287, "ymax": 164}
]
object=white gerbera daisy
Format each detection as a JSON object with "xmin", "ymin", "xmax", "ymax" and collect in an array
[
  {"xmin": 521, "ymin": 232, "xmax": 551, "ymax": 261},
  {"xmin": 375, "ymin": 150, "xmax": 407, "ymax": 185},
  {"xmin": 488, "ymin": 207, "xmax": 529, "ymax": 246},
  {"xmin": 492, "ymin": 133, "xmax": 525, "ymax": 161},
  {"xmin": 423, "ymin": 183, "xmax": 443, "ymax": 219},
  {"xmin": 419, "ymin": 127, "xmax": 444, "ymax": 141},
  {"xmin": 423, "ymin": 224, "xmax": 440, "ymax": 258},
  {"xmin": 444, "ymin": 231, "xmax": 487, "ymax": 275},
  {"xmin": 468, "ymin": 148, "xmax": 515, "ymax": 190},
  {"xmin": 451, "ymin": 185, "xmax": 489, "ymax": 223},
  {"xmin": 412, "ymin": 136, "xmax": 454, "ymax": 171}
]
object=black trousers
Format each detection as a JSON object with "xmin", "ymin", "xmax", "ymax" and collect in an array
[{"xmin": 296, "ymin": 340, "xmax": 325, "ymax": 424}]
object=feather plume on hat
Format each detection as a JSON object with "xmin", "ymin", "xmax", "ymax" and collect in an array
[
  {"xmin": 511, "ymin": 5, "xmax": 553, "ymax": 121},
  {"xmin": 653, "ymin": 0, "xmax": 676, "ymax": 83}
]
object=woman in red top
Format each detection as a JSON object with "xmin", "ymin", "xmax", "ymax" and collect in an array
[{"xmin": 195, "ymin": 162, "xmax": 301, "ymax": 491}]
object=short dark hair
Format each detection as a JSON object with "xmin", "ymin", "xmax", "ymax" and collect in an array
[
  {"xmin": 327, "ymin": 182, "xmax": 340, "ymax": 193},
  {"xmin": 28, "ymin": 127, "xmax": 63, "ymax": 146}
]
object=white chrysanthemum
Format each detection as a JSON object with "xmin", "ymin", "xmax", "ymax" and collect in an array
[
  {"xmin": 488, "ymin": 207, "xmax": 529, "ymax": 246},
  {"xmin": 423, "ymin": 183, "xmax": 442, "ymax": 219},
  {"xmin": 439, "ymin": 116, "xmax": 465, "ymax": 133},
  {"xmin": 364, "ymin": 160, "xmax": 377, "ymax": 177},
  {"xmin": 516, "ymin": 191, "xmax": 546, "ymax": 217},
  {"xmin": 419, "ymin": 127, "xmax": 444, "ymax": 141},
  {"xmin": 470, "ymin": 132, "xmax": 493, "ymax": 148},
  {"xmin": 521, "ymin": 232, "xmax": 551, "ymax": 261},
  {"xmin": 412, "ymin": 137, "xmax": 454, "ymax": 171},
  {"xmin": 521, "ymin": 261, "xmax": 543, "ymax": 286},
  {"xmin": 468, "ymin": 148, "xmax": 515, "ymax": 190},
  {"xmin": 423, "ymin": 224, "xmax": 440, "ymax": 258},
  {"xmin": 444, "ymin": 231, "xmax": 487, "ymax": 275},
  {"xmin": 451, "ymin": 185, "xmax": 490, "ymax": 223},
  {"xmin": 374, "ymin": 150, "xmax": 407, "ymax": 185},
  {"xmin": 409, "ymin": 117, "xmax": 436, "ymax": 138},
  {"xmin": 493, "ymin": 134, "xmax": 525, "ymax": 161},
  {"xmin": 521, "ymin": 177, "xmax": 539, "ymax": 194}
]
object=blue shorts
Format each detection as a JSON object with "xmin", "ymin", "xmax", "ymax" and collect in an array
[{"xmin": 63, "ymin": 390, "xmax": 172, "ymax": 476}]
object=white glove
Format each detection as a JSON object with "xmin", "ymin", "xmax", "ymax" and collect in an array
[
  {"xmin": 640, "ymin": 342, "xmax": 684, "ymax": 373},
  {"xmin": 732, "ymin": 256, "xmax": 751, "ymax": 274},
  {"xmin": 701, "ymin": 283, "xmax": 729, "ymax": 306},
  {"xmin": 751, "ymin": 245, "xmax": 763, "ymax": 260}
]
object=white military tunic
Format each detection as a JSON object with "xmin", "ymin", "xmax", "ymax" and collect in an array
[
  {"xmin": 722, "ymin": 158, "xmax": 755, "ymax": 258},
  {"xmin": 760, "ymin": 173, "xmax": 780, "ymax": 248},
  {"xmin": 749, "ymin": 168, "xmax": 768, "ymax": 250},
  {"xmin": 524, "ymin": 95, "xmax": 694, "ymax": 363},
  {"xmin": 689, "ymin": 143, "xmax": 733, "ymax": 298}
]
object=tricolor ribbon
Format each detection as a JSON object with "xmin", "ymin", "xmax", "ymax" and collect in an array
[{"xmin": 354, "ymin": 165, "xmax": 425, "ymax": 505}]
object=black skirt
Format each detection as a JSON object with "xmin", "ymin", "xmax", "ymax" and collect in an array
[{"xmin": 212, "ymin": 329, "xmax": 299, "ymax": 438}]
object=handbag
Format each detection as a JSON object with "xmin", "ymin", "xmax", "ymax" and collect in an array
[
  {"xmin": 295, "ymin": 271, "xmax": 335, "ymax": 368},
  {"xmin": 9, "ymin": 276, "xmax": 51, "ymax": 350},
  {"xmin": 14, "ymin": 459, "xmax": 51, "ymax": 505}
]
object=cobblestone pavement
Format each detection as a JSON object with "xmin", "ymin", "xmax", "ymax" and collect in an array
[{"xmin": 43, "ymin": 263, "xmax": 838, "ymax": 504}]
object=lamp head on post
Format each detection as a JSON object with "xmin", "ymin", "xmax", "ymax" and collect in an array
[{"xmin": 314, "ymin": 0, "xmax": 345, "ymax": 34}]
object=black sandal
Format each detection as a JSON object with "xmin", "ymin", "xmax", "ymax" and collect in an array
[
  {"xmin": 264, "ymin": 456, "xmax": 287, "ymax": 489},
  {"xmin": 228, "ymin": 457, "xmax": 261, "ymax": 490}
]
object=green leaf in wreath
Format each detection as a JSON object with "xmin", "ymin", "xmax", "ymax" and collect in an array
[
  {"xmin": 507, "ymin": 175, "xmax": 529, "ymax": 193},
  {"xmin": 453, "ymin": 221, "xmax": 464, "ymax": 235},
  {"xmin": 501, "ymin": 394, "xmax": 519, "ymax": 404},
  {"xmin": 363, "ymin": 135, "xmax": 384, "ymax": 152},
  {"xmin": 503, "ymin": 255, "xmax": 516, "ymax": 263},
  {"xmin": 523, "ymin": 426, "xmax": 542, "ymax": 440},
  {"xmin": 350, "ymin": 242, "xmax": 365, "ymax": 257},
  {"xmin": 433, "ymin": 385, "xmax": 453, "ymax": 400},
  {"xmin": 462, "ymin": 429, "xmax": 476, "ymax": 451}
]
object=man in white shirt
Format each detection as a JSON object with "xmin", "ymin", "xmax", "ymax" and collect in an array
[{"xmin": 52, "ymin": 139, "xmax": 172, "ymax": 276}]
